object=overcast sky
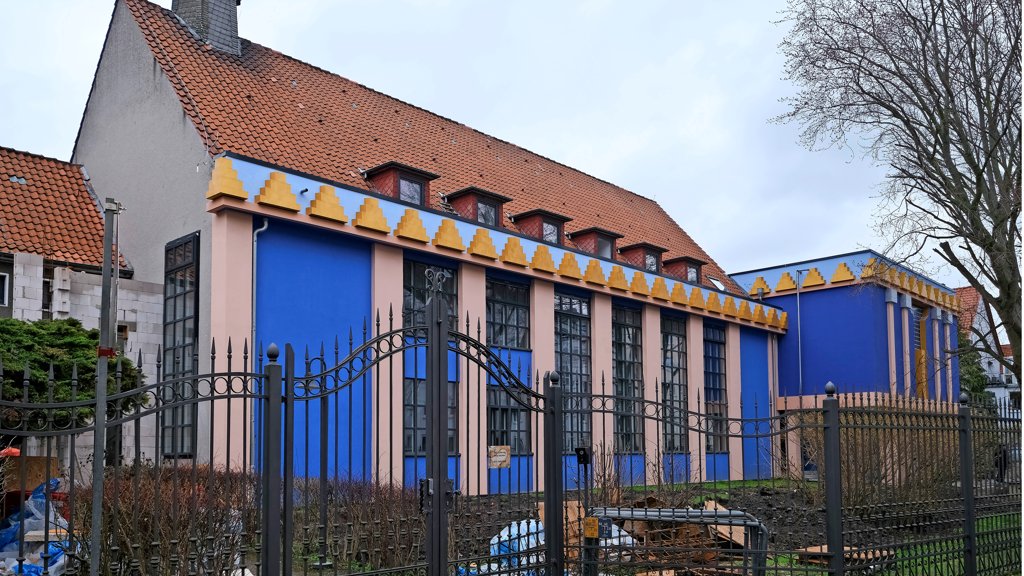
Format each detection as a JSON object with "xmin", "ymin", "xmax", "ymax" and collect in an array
[{"xmin": 0, "ymin": 1, "xmax": 965, "ymax": 287}]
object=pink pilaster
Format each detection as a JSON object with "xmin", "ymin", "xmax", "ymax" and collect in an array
[
  {"xmin": 641, "ymin": 304, "xmax": 662, "ymax": 484},
  {"xmin": 686, "ymin": 314, "xmax": 706, "ymax": 482},
  {"xmin": 902, "ymin": 306, "xmax": 912, "ymax": 395},
  {"xmin": 887, "ymin": 301, "xmax": 897, "ymax": 395},
  {"xmin": 944, "ymin": 322, "xmax": 953, "ymax": 400},
  {"xmin": 372, "ymin": 243, "xmax": 405, "ymax": 484},
  {"xmin": 592, "ymin": 293, "xmax": 614, "ymax": 464},
  {"xmin": 210, "ymin": 210, "xmax": 252, "ymax": 469},
  {"xmin": 458, "ymin": 262, "xmax": 488, "ymax": 496},
  {"xmin": 726, "ymin": 324, "xmax": 742, "ymax": 480},
  {"xmin": 531, "ymin": 279, "xmax": 554, "ymax": 489},
  {"xmin": 932, "ymin": 313, "xmax": 941, "ymax": 401}
]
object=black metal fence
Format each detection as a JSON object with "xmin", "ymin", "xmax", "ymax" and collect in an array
[{"xmin": 0, "ymin": 339, "xmax": 1019, "ymax": 576}]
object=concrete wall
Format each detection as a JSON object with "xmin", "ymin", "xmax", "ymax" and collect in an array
[{"xmin": 11, "ymin": 253, "xmax": 44, "ymax": 322}]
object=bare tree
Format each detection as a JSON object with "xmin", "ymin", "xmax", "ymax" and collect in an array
[{"xmin": 777, "ymin": 0, "xmax": 1021, "ymax": 379}]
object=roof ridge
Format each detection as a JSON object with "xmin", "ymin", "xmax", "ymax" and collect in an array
[
  {"xmin": 0, "ymin": 145, "xmax": 81, "ymax": 168},
  {"xmin": 136, "ymin": 0, "xmax": 661, "ymax": 209}
]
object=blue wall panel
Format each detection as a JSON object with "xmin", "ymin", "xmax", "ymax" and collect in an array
[
  {"xmin": 894, "ymin": 303, "xmax": 904, "ymax": 392},
  {"xmin": 662, "ymin": 454, "xmax": 690, "ymax": 484},
  {"xmin": 488, "ymin": 456, "xmax": 534, "ymax": 494},
  {"xmin": 403, "ymin": 456, "xmax": 461, "ymax": 488},
  {"xmin": 706, "ymin": 454, "xmax": 729, "ymax": 482},
  {"xmin": 770, "ymin": 285, "xmax": 888, "ymax": 396},
  {"xmin": 564, "ymin": 454, "xmax": 590, "ymax": 490},
  {"xmin": 254, "ymin": 220, "xmax": 373, "ymax": 478},
  {"xmin": 740, "ymin": 328, "xmax": 772, "ymax": 480},
  {"xmin": 615, "ymin": 455, "xmax": 646, "ymax": 487}
]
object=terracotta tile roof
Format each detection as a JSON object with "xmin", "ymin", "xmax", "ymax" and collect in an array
[
  {"xmin": 1000, "ymin": 343, "xmax": 1012, "ymax": 358},
  {"xmin": 124, "ymin": 0, "xmax": 740, "ymax": 292},
  {"xmin": 955, "ymin": 286, "xmax": 982, "ymax": 331},
  {"xmin": 0, "ymin": 146, "xmax": 107, "ymax": 268}
]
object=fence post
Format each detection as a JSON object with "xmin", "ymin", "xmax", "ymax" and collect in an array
[
  {"xmin": 822, "ymin": 382, "xmax": 844, "ymax": 576},
  {"xmin": 543, "ymin": 371, "xmax": 564, "ymax": 576},
  {"xmin": 89, "ymin": 357, "xmax": 107, "ymax": 576},
  {"xmin": 958, "ymin": 393, "xmax": 977, "ymax": 576},
  {"xmin": 263, "ymin": 344, "xmax": 282, "ymax": 576}
]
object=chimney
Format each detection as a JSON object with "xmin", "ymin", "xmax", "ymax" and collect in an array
[{"xmin": 172, "ymin": 0, "xmax": 242, "ymax": 56}]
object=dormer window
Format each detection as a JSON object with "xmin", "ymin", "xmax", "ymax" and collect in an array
[
  {"xmin": 399, "ymin": 176, "xmax": 424, "ymax": 204},
  {"xmin": 619, "ymin": 242, "xmax": 668, "ymax": 272},
  {"xmin": 445, "ymin": 187, "xmax": 513, "ymax": 228},
  {"xmin": 664, "ymin": 255, "xmax": 706, "ymax": 284},
  {"xmin": 511, "ymin": 209, "xmax": 572, "ymax": 246},
  {"xmin": 567, "ymin": 227, "xmax": 624, "ymax": 259},
  {"xmin": 363, "ymin": 161, "xmax": 439, "ymax": 206}
]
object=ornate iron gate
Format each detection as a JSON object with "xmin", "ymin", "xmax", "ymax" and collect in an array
[{"xmin": 265, "ymin": 270, "xmax": 564, "ymax": 576}]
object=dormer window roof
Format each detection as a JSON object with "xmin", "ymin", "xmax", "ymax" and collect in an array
[
  {"xmin": 445, "ymin": 186, "xmax": 513, "ymax": 227},
  {"xmin": 567, "ymin": 227, "xmax": 624, "ymax": 259},
  {"xmin": 363, "ymin": 161, "xmax": 440, "ymax": 206},
  {"xmin": 511, "ymin": 209, "xmax": 572, "ymax": 246}
]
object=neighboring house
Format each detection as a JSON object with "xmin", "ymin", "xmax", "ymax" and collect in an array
[
  {"xmin": 71, "ymin": 0, "xmax": 788, "ymax": 485},
  {"xmin": 0, "ymin": 145, "xmax": 163, "ymax": 459},
  {"xmin": 954, "ymin": 286, "xmax": 1005, "ymax": 384},
  {"xmin": 731, "ymin": 251, "xmax": 961, "ymax": 405}
]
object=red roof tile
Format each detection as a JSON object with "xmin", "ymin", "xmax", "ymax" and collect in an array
[
  {"xmin": 124, "ymin": 0, "xmax": 740, "ymax": 292},
  {"xmin": 0, "ymin": 146, "xmax": 106, "ymax": 268},
  {"xmin": 955, "ymin": 286, "xmax": 982, "ymax": 331}
]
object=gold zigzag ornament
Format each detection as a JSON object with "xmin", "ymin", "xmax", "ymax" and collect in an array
[
  {"xmin": 433, "ymin": 219, "xmax": 466, "ymax": 252},
  {"xmin": 353, "ymin": 197, "xmax": 391, "ymax": 233},
  {"xmin": 306, "ymin": 185, "xmax": 348, "ymax": 223},
  {"xmin": 395, "ymin": 209, "xmax": 429, "ymax": 242},
  {"xmin": 583, "ymin": 259, "xmax": 606, "ymax": 286},
  {"xmin": 722, "ymin": 296, "xmax": 739, "ymax": 317},
  {"xmin": 704, "ymin": 291, "xmax": 722, "ymax": 313},
  {"xmin": 206, "ymin": 157, "xmax": 248, "ymax": 200},
  {"xmin": 748, "ymin": 276, "xmax": 771, "ymax": 297},
  {"xmin": 688, "ymin": 287, "xmax": 705, "ymax": 310},
  {"xmin": 775, "ymin": 272, "xmax": 797, "ymax": 292},
  {"xmin": 468, "ymin": 228, "xmax": 498, "ymax": 259},
  {"xmin": 530, "ymin": 245, "xmax": 557, "ymax": 273},
  {"xmin": 650, "ymin": 277, "xmax": 670, "ymax": 301},
  {"xmin": 831, "ymin": 262, "xmax": 855, "ymax": 284},
  {"xmin": 630, "ymin": 272, "xmax": 650, "ymax": 296},
  {"xmin": 256, "ymin": 171, "xmax": 300, "ymax": 212},
  {"xmin": 558, "ymin": 252, "xmax": 583, "ymax": 280},
  {"xmin": 607, "ymin": 266, "xmax": 629, "ymax": 291},
  {"xmin": 500, "ymin": 237, "xmax": 528, "ymax": 267},
  {"xmin": 670, "ymin": 282, "xmax": 688, "ymax": 305},
  {"xmin": 802, "ymin": 268, "xmax": 825, "ymax": 288}
]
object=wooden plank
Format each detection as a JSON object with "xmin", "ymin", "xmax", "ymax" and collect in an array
[
  {"xmin": 703, "ymin": 501, "xmax": 744, "ymax": 546},
  {"xmin": 23, "ymin": 529, "xmax": 68, "ymax": 542}
]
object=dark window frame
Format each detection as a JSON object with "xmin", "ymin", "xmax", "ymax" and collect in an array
[
  {"xmin": 644, "ymin": 250, "xmax": 661, "ymax": 273},
  {"xmin": 0, "ymin": 272, "xmax": 8, "ymax": 307},
  {"xmin": 486, "ymin": 278, "xmax": 531, "ymax": 350},
  {"xmin": 542, "ymin": 219, "xmax": 562, "ymax": 245},
  {"xmin": 402, "ymin": 259, "xmax": 459, "ymax": 458},
  {"xmin": 403, "ymin": 377, "xmax": 458, "ymax": 456},
  {"xmin": 612, "ymin": 305, "xmax": 643, "ymax": 455},
  {"xmin": 596, "ymin": 235, "xmax": 615, "ymax": 259},
  {"xmin": 477, "ymin": 198, "xmax": 498, "ymax": 226},
  {"xmin": 555, "ymin": 291, "xmax": 591, "ymax": 453},
  {"xmin": 661, "ymin": 314, "xmax": 688, "ymax": 454},
  {"xmin": 398, "ymin": 174, "xmax": 426, "ymax": 205},
  {"xmin": 703, "ymin": 321, "xmax": 727, "ymax": 454},
  {"xmin": 161, "ymin": 231, "xmax": 201, "ymax": 459},
  {"xmin": 487, "ymin": 386, "xmax": 532, "ymax": 456}
]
